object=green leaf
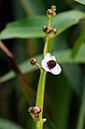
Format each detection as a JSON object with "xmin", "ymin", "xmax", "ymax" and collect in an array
[
  {"xmin": 0, "ymin": 16, "xmax": 48, "ymax": 39},
  {"xmin": 49, "ymin": 74, "xmax": 72, "ymax": 129},
  {"xmin": 53, "ymin": 10, "xmax": 85, "ymax": 37},
  {"xmin": 70, "ymin": 25, "xmax": 85, "ymax": 60},
  {"xmin": 74, "ymin": 0, "xmax": 85, "ymax": 5},
  {"xmin": 0, "ymin": 43, "xmax": 85, "ymax": 83},
  {"xmin": 0, "ymin": 10, "xmax": 85, "ymax": 39},
  {"xmin": 0, "ymin": 118, "xmax": 24, "ymax": 129},
  {"xmin": 62, "ymin": 64, "xmax": 84, "ymax": 95}
]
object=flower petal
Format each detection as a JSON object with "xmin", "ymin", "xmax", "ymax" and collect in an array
[
  {"xmin": 49, "ymin": 56, "xmax": 56, "ymax": 61},
  {"xmin": 41, "ymin": 53, "xmax": 61, "ymax": 75},
  {"xmin": 44, "ymin": 53, "xmax": 51, "ymax": 61},
  {"xmin": 51, "ymin": 63, "xmax": 61, "ymax": 75},
  {"xmin": 41, "ymin": 59, "xmax": 50, "ymax": 72}
]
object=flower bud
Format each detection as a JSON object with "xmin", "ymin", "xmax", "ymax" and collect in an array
[
  {"xmin": 47, "ymin": 27, "xmax": 53, "ymax": 34},
  {"xmin": 51, "ymin": 5, "xmax": 56, "ymax": 12},
  {"xmin": 43, "ymin": 25, "xmax": 48, "ymax": 32},
  {"xmin": 47, "ymin": 9, "xmax": 52, "ymax": 15},
  {"xmin": 27, "ymin": 107, "xmax": 33, "ymax": 114},
  {"xmin": 30, "ymin": 58, "xmax": 36, "ymax": 65},
  {"xmin": 32, "ymin": 107, "xmax": 41, "ymax": 114},
  {"xmin": 46, "ymin": 9, "xmax": 52, "ymax": 18},
  {"xmin": 52, "ymin": 12, "xmax": 56, "ymax": 17},
  {"xmin": 53, "ymin": 28, "xmax": 57, "ymax": 34},
  {"xmin": 42, "ymin": 118, "xmax": 47, "ymax": 123}
]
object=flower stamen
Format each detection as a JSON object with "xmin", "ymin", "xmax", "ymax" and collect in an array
[{"xmin": 47, "ymin": 60, "xmax": 56, "ymax": 69}]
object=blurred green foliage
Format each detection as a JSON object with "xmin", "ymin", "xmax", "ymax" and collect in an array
[
  {"xmin": 74, "ymin": 0, "xmax": 85, "ymax": 5},
  {"xmin": 0, "ymin": 0, "xmax": 85, "ymax": 129}
]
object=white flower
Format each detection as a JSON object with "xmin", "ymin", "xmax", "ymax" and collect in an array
[{"xmin": 41, "ymin": 53, "xmax": 61, "ymax": 75}]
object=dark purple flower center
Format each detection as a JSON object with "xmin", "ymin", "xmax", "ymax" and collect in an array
[{"xmin": 47, "ymin": 60, "xmax": 56, "ymax": 69}]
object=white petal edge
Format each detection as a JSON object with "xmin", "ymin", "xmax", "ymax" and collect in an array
[
  {"xmin": 44, "ymin": 53, "xmax": 51, "ymax": 61},
  {"xmin": 51, "ymin": 63, "xmax": 61, "ymax": 75},
  {"xmin": 41, "ymin": 59, "xmax": 50, "ymax": 72},
  {"xmin": 49, "ymin": 56, "xmax": 56, "ymax": 61}
]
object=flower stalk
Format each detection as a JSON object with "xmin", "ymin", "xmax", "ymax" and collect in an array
[
  {"xmin": 48, "ymin": 18, "xmax": 52, "ymax": 27},
  {"xmin": 43, "ymin": 37, "xmax": 49, "ymax": 58},
  {"xmin": 32, "ymin": 5, "xmax": 57, "ymax": 129}
]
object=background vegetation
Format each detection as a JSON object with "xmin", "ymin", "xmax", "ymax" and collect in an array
[{"xmin": 0, "ymin": 0, "xmax": 85, "ymax": 129}]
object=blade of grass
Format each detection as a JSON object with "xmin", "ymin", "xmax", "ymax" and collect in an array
[{"xmin": 70, "ymin": 24, "xmax": 85, "ymax": 60}]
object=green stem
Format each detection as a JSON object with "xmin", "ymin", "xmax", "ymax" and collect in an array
[
  {"xmin": 48, "ymin": 18, "xmax": 52, "ymax": 27},
  {"xmin": 43, "ymin": 37, "xmax": 49, "ymax": 58},
  {"xmin": 48, "ymin": 38, "xmax": 54, "ymax": 53},
  {"xmin": 34, "ymin": 38, "xmax": 49, "ymax": 129},
  {"xmin": 36, "ymin": 69, "xmax": 46, "ymax": 118}
]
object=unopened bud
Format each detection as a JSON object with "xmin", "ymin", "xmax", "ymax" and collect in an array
[
  {"xmin": 47, "ymin": 9, "xmax": 52, "ymax": 15},
  {"xmin": 43, "ymin": 25, "xmax": 48, "ymax": 32},
  {"xmin": 47, "ymin": 27, "xmax": 53, "ymax": 34},
  {"xmin": 53, "ymin": 28, "xmax": 57, "ymax": 34},
  {"xmin": 42, "ymin": 118, "xmax": 47, "ymax": 123},
  {"xmin": 52, "ymin": 12, "xmax": 56, "ymax": 17},
  {"xmin": 46, "ymin": 9, "xmax": 53, "ymax": 18},
  {"xmin": 51, "ymin": 5, "xmax": 56, "ymax": 12},
  {"xmin": 27, "ymin": 107, "xmax": 33, "ymax": 114},
  {"xmin": 30, "ymin": 58, "xmax": 36, "ymax": 65},
  {"xmin": 32, "ymin": 107, "xmax": 41, "ymax": 114}
]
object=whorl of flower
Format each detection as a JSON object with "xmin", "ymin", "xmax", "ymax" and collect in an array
[
  {"xmin": 46, "ymin": 5, "xmax": 56, "ymax": 18},
  {"xmin": 41, "ymin": 53, "xmax": 61, "ymax": 75}
]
